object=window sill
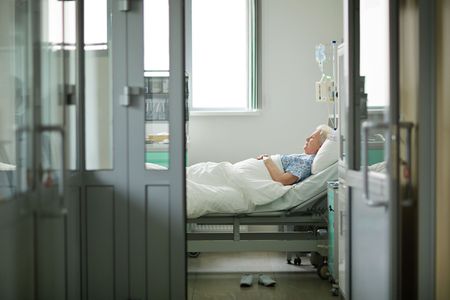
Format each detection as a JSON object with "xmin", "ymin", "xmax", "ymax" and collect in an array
[{"xmin": 189, "ymin": 110, "xmax": 260, "ymax": 117}]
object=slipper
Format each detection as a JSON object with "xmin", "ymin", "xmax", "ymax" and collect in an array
[
  {"xmin": 240, "ymin": 274, "xmax": 253, "ymax": 287},
  {"xmin": 258, "ymin": 274, "xmax": 276, "ymax": 287}
]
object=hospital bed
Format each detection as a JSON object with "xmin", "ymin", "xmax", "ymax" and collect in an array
[{"xmin": 187, "ymin": 162, "xmax": 338, "ymax": 259}]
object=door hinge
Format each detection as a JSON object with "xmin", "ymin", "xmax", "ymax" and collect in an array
[
  {"xmin": 121, "ymin": 86, "xmax": 144, "ymax": 106},
  {"xmin": 119, "ymin": 0, "xmax": 130, "ymax": 12},
  {"xmin": 66, "ymin": 84, "xmax": 76, "ymax": 105}
]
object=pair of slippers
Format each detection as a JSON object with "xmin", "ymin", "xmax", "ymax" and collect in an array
[{"xmin": 240, "ymin": 274, "xmax": 276, "ymax": 287}]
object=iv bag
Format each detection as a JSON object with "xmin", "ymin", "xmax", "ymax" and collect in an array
[{"xmin": 315, "ymin": 44, "xmax": 326, "ymax": 73}]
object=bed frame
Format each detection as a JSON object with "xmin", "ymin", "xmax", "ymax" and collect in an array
[{"xmin": 187, "ymin": 191, "xmax": 329, "ymax": 256}]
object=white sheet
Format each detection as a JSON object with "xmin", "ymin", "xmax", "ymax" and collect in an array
[
  {"xmin": 253, "ymin": 162, "xmax": 338, "ymax": 213},
  {"xmin": 187, "ymin": 155, "xmax": 292, "ymax": 218}
]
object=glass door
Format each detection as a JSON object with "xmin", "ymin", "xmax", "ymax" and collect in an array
[
  {"xmin": 128, "ymin": 0, "xmax": 186, "ymax": 299},
  {"xmin": 342, "ymin": 0, "xmax": 404, "ymax": 299},
  {"xmin": 351, "ymin": 1, "xmax": 393, "ymax": 299}
]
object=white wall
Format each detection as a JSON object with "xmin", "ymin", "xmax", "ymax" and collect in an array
[{"xmin": 187, "ymin": 0, "xmax": 343, "ymax": 165}]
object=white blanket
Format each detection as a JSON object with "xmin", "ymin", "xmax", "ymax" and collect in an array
[{"xmin": 187, "ymin": 155, "xmax": 292, "ymax": 218}]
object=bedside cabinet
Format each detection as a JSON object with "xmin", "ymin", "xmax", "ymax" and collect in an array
[{"xmin": 327, "ymin": 180, "xmax": 340, "ymax": 293}]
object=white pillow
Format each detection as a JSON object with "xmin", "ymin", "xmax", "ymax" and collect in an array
[{"xmin": 311, "ymin": 138, "xmax": 339, "ymax": 174}]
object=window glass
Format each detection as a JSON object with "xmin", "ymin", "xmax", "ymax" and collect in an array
[
  {"xmin": 84, "ymin": 0, "xmax": 108, "ymax": 48},
  {"xmin": 145, "ymin": 0, "xmax": 257, "ymax": 112},
  {"xmin": 360, "ymin": 0, "xmax": 389, "ymax": 108},
  {"xmin": 144, "ymin": 0, "xmax": 170, "ymax": 71},
  {"xmin": 144, "ymin": 0, "xmax": 170, "ymax": 170},
  {"xmin": 47, "ymin": 0, "xmax": 111, "ymax": 170},
  {"xmin": 84, "ymin": 0, "xmax": 112, "ymax": 170},
  {"xmin": 359, "ymin": 0, "xmax": 390, "ymax": 171},
  {"xmin": 0, "ymin": 0, "xmax": 22, "ymax": 200},
  {"xmin": 191, "ymin": 0, "xmax": 249, "ymax": 110}
]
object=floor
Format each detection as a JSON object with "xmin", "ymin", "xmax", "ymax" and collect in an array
[{"xmin": 188, "ymin": 252, "xmax": 337, "ymax": 300}]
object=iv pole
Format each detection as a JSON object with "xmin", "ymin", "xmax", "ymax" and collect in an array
[{"xmin": 331, "ymin": 40, "xmax": 337, "ymax": 130}]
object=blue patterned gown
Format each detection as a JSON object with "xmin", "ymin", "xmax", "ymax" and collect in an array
[{"xmin": 280, "ymin": 154, "xmax": 315, "ymax": 183}]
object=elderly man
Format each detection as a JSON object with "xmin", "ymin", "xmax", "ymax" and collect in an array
[{"xmin": 257, "ymin": 124, "xmax": 332, "ymax": 185}]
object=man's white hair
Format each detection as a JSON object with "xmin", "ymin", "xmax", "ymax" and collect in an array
[{"xmin": 316, "ymin": 124, "xmax": 333, "ymax": 145}]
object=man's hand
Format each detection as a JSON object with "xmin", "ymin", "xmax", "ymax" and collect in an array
[{"xmin": 256, "ymin": 154, "xmax": 269, "ymax": 160}]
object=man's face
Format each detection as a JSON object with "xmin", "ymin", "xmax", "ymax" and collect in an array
[{"xmin": 303, "ymin": 130, "xmax": 322, "ymax": 155}]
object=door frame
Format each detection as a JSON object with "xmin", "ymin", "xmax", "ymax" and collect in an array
[{"xmin": 417, "ymin": 0, "xmax": 436, "ymax": 298}]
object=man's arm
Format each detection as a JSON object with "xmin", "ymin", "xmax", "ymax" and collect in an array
[{"xmin": 262, "ymin": 157, "xmax": 298, "ymax": 186}]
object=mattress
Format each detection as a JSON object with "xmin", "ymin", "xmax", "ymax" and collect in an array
[{"xmin": 252, "ymin": 162, "xmax": 338, "ymax": 213}]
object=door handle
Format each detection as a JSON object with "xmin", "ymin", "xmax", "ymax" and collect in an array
[
  {"xmin": 14, "ymin": 126, "xmax": 34, "ymax": 216},
  {"xmin": 36, "ymin": 125, "xmax": 67, "ymax": 215},
  {"xmin": 399, "ymin": 122, "xmax": 414, "ymax": 207},
  {"xmin": 361, "ymin": 120, "xmax": 390, "ymax": 207},
  {"xmin": 15, "ymin": 126, "xmax": 32, "ymax": 194}
]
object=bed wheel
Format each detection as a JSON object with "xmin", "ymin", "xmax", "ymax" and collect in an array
[
  {"xmin": 188, "ymin": 252, "xmax": 200, "ymax": 258},
  {"xmin": 317, "ymin": 263, "xmax": 329, "ymax": 280},
  {"xmin": 310, "ymin": 252, "xmax": 324, "ymax": 268},
  {"xmin": 294, "ymin": 257, "xmax": 302, "ymax": 265},
  {"xmin": 331, "ymin": 286, "xmax": 340, "ymax": 297}
]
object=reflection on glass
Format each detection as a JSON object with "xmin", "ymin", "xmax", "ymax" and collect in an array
[
  {"xmin": 337, "ymin": 45, "xmax": 348, "ymax": 163},
  {"xmin": 83, "ymin": 0, "xmax": 113, "ymax": 170},
  {"xmin": 0, "ymin": 0, "xmax": 32, "ymax": 200},
  {"xmin": 145, "ymin": 124, "xmax": 170, "ymax": 170},
  {"xmin": 47, "ymin": 0, "xmax": 111, "ymax": 171},
  {"xmin": 85, "ymin": 50, "xmax": 112, "ymax": 170},
  {"xmin": 359, "ymin": 0, "xmax": 389, "ymax": 171},
  {"xmin": 360, "ymin": 0, "xmax": 389, "ymax": 108},
  {"xmin": 145, "ymin": 74, "xmax": 170, "ymax": 170},
  {"xmin": 40, "ymin": 132, "xmax": 63, "ymax": 188},
  {"xmin": 65, "ymin": 4, "xmax": 78, "ymax": 170},
  {"xmin": 144, "ymin": 0, "xmax": 170, "ymax": 170},
  {"xmin": 38, "ymin": 0, "xmax": 66, "ymax": 190},
  {"xmin": 144, "ymin": 0, "xmax": 169, "ymax": 71},
  {"xmin": 0, "ymin": 30, "xmax": 17, "ymax": 199}
]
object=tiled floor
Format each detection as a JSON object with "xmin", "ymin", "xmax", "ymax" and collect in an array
[{"xmin": 188, "ymin": 252, "xmax": 337, "ymax": 300}]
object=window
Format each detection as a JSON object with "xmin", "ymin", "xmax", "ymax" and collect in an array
[
  {"xmin": 47, "ymin": 0, "xmax": 111, "ymax": 171},
  {"xmin": 48, "ymin": 0, "xmax": 258, "ymax": 112},
  {"xmin": 145, "ymin": 0, "xmax": 258, "ymax": 112},
  {"xmin": 144, "ymin": 0, "xmax": 169, "ymax": 71},
  {"xmin": 359, "ymin": 0, "xmax": 389, "ymax": 107},
  {"xmin": 47, "ymin": 0, "xmax": 107, "ymax": 50},
  {"xmin": 189, "ymin": 0, "xmax": 258, "ymax": 112}
]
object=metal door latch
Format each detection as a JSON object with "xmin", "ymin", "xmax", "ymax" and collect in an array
[
  {"xmin": 119, "ymin": 0, "xmax": 130, "ymax": 12},
  {"xmin": 121, "ymin": 86, "xmax": 143, "ymax": 106}
]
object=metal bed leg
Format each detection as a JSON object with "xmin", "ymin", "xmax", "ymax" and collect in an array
[
  {"xmin": 233, "ymin": 217, "xmax": 240, "ymax": 241},
  {"xmin": 284, "ymin": 224, "xmax": 302, "ymax": 265}
]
